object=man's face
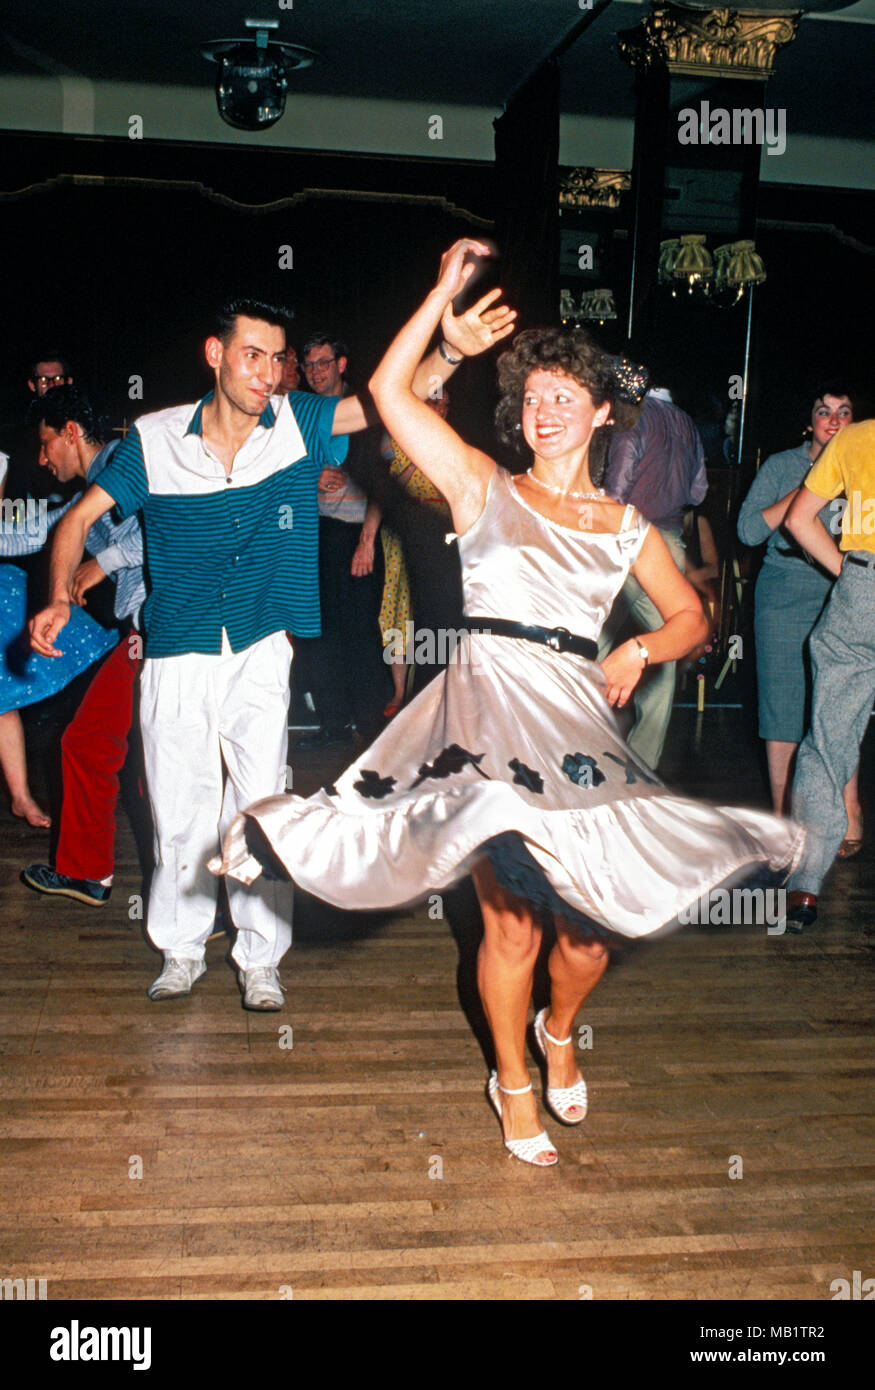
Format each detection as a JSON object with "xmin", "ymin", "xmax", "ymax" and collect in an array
[
  {"xmin": 302, "ymin": 343, "xmax": 347, "ymax": 397},
  {"xmin": 210, "ymin": 316, "xmax": 286, "ymax": 417},
  {"xmin": 38, "ymin": 421, "xmax": 80, "ymax": 482},
  {"xmin": 278, "ymin": 348, "xmax": 301, "ymax": 394},
  {"xmin": 30, "ymin": 360, "xmax": 70, "ymax": 397}
]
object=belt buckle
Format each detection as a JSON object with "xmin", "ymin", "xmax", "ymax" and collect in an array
[{"xmin": 548, "ymin": 626, "xmax": 571, "ymax": 651}]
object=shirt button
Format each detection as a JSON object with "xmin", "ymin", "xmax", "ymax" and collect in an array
[{"xmin": 226, "ymin": 476, "xmax": 232, "ymax": 485}]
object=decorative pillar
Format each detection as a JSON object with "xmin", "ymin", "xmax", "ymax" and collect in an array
[{"xmin": 618, "ymin": 3, "xmax": 799, "ymax": 463}]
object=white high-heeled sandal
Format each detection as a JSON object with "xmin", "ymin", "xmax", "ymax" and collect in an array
[
  {"xmin": 487, "ymin": 1072, "xmax": 558, "ymax": 1167},
  {"xmin": 533, "ymin": 1008, "xmax": 589, "ymax": 1124}
]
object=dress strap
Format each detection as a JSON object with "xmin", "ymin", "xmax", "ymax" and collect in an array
[{"xmin": 621, "ymin": 503, "xmax": 637, "ymax": 530}]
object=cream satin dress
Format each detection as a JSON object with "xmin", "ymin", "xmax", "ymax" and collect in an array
[{"xmin": 212, "ymin": 467, "xmax": 803, "ymax": 938}]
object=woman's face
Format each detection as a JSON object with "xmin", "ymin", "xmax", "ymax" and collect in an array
[
  {"xmin": 521, "ymin": 369, "xmax": 610, "ymax": 460},
  {"xmin": 811, "ymin": 393, "xmax": 853, "ymax": 450}
]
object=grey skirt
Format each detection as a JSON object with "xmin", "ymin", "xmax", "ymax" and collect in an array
[{"xmin": 754, "ymin": 559, "xmax": 832, "ymax": 742}]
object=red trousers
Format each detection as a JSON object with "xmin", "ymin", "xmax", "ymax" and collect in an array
[{"xmin": 56, "ymin": 634, "xmax": 142, "ymax": 881}]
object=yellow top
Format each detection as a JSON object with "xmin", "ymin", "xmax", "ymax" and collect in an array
[{"xmin": 805, "ymin": 419, "xmax": 875, "ymax": 554}]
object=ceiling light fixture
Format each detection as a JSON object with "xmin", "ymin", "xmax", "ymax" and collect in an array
[{"xmin": 202, "ymin": 18, "xmax": 316, "ymax": 131}]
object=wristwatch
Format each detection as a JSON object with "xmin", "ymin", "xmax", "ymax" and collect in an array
[{"xmin": 635, "ymin": 639, "xmax": 650, "ymax": 667}]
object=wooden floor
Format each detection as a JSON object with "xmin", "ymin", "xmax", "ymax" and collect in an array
[{"xmin": 1, "ymin": 705, "xmax": 873, "ymax": 1302}]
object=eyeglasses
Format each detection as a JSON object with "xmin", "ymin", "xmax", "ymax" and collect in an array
[
  {"xmin": 303, "ymin": 357, "xmax": 336, "ymax": 373},
  {"xmin": 34, "ymin": 374, "xmax": 67, "ymax": 387}
]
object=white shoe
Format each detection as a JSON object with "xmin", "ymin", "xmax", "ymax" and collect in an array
[
  {"xmin": 487, "ymin": 1072, "xmax": 558, "ymax": 1167},
  {"xmin": 240, "ymin": 965, "xmax": 285, "ymax": 1011},
  {"xmin": 533, "ymin": 1008, "xmax": 588, "ymax": 1124},
  {"xmin": 147, "ymin": 957, "xmax": 206, "ymax": 1000}
]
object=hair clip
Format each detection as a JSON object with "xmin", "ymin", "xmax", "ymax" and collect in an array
[{"xmin": 611, "ymin": 357, "xmax": 649, "ymax": 404}]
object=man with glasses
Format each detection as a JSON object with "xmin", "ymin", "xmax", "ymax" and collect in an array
[
  {"xmin": 297, "ymin": 334, "xmax": 390, "ymax": 749},
  {"xmin": 0, "ymin": 353, "xmax": 76, "ymax": 526},
  {"xmin": 29, "ymin": 355, "xmax": 73, "ymax": 398}
]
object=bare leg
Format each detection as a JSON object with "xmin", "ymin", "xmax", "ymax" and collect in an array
[
  {"xmin": 842, "ymin": 766, "xmax": 863, "ymax": 840},
  {"xmin": 766, "ymin": 739, "xmax": 798, "ymax": 815},
  {"xmin": 0, "ymin": 710, "xmax": 51, "ymax": 827},
  {"xmin": 538, "ymin": 916, "xmax": 609, "ymax": 1114},
  {"xmin": 472, "ymin": 858, "xmax": 553, "ymax": 1158},
  {"xmin": 389, "ymin": 660, "xmax": 406, "ymax": 707}
]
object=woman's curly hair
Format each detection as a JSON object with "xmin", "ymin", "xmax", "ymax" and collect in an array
[{"xmin": 494, "ymin": 327, "xmax": 640, "ymax": 485}]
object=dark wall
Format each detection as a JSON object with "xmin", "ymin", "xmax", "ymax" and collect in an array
[
  {"xmin": 1, "ymin": 131, "xmax": 872, "ymax": 490},
  {"xmin": 0, "ymin": 132, "xmax": 501, "ymax": 472}
]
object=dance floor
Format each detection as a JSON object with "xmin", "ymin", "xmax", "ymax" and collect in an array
[{"xmin": 1, "ymin": 703, "xmax": 873, "ymax": 1303}]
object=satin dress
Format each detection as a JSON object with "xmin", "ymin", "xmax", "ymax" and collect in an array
[{"xmin": 214, "ymin": 467, "xmax": 803, "ymax": 938}]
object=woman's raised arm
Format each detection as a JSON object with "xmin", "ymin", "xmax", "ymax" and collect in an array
[{"xmin": 369, "ymin": 240, "xmax": 515, "ymax": 534}]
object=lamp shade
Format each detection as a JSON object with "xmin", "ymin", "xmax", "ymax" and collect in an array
[
  {"xmin": 674, "ymin": 234, "xmax": 713, "ymax": 282},
  {"xmin": 714, "ymin": 240, "xmax": 767, "ymax": 287}
]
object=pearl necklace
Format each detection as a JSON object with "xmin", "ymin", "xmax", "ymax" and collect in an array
[{"xmin": 525, "ymin": 469, "xmax": 605, "ymax": 502}]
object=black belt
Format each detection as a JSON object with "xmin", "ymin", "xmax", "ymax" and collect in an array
[
  {"xmin": 846, "ymin": 555, "xmax": 875, "ymax": 570},
  {"xmin": 774, "ymin": 543, "xmax": 811, "ymax": 562},
  {"xmin": 465, "ymin": 616, "xmax": 598, "ymax": 660}
]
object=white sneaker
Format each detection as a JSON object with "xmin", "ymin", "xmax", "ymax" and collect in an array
[
  {"xmin": 240, "ymin": 965, "xmax": 285, "ymax": 1011},
  {"xmin": 147, "ymin": 956, "xmax": 206, "ymax": 1000}
]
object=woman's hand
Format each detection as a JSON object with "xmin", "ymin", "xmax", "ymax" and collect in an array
[
  {"xmin": 599, "ymin": 639, "xmax": 646, "ymax": 708},
  {"xmin": 433, "ymin": 238, "xmax": 494, "ymax": 305},
  {"xmin": 351, "ymin": 534, "xmax": 375, "ymax": 576},
  {"xmin": 442, "ymin": 287, "xmax": 517, "ymax": 360}
]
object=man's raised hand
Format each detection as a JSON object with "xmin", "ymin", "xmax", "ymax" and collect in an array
[{"xmin": 29, "ymin": 601, "xmax": 71, "ymax": 658}]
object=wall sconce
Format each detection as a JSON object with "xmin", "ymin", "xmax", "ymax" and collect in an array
[
  {"xmin": 560, "ymin": 288, "xmax": 618, "ymax": 327},
  {"xmin": 659, "ymin": 235, "xmax": 766, "ymax": 305}
]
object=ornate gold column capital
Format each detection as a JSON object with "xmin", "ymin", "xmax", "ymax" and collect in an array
[
  {"xmin": 559, "ymin": 168, "xmax": 631, "ymax": 211},
  {"xmin": 618, "ymin": 3, "xmax": 801, "ymax": 80}
]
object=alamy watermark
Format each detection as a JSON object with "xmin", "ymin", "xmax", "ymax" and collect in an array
[
  {"xmin": 829, "ymin": 493, "xmax": 875, "ymax": 536},
  {"xmin": 1, "ymin": 1275, "xmax": 47, "ymax": 1299},
  {"xmin": 678, "ymin": 101, "xmax": 786, "ymax": 157},
  {"xmin": 383, "ymin": 623, "xmax": 490, "ymax": 669},
  {"xmin": 0, "ymin": 496, "xmax": 48, "ymax": 546},
  {"xmin": 679, "ymin": 887, "xmax": 787, "ymax": 933}
]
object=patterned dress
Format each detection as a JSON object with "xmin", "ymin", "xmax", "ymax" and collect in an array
[
  {"xmin": 215, "ymin": 467, "xmax": 802, "ymax": 938},
  {"xmin": 0, "ymin": 564, "xmax": 117, "ymax": 715},
  {"xmin": 379, "ymin": 440, "xmax": 452, "ymax": 660}
]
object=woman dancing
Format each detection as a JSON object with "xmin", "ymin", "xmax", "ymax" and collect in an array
[
  {"xmin": 215, "ymin": 241, "xmax": 802, "ymax": 1166},
  {"xmin": 737, "ymin": 382, "xmax": 859, "ymax": 846}
]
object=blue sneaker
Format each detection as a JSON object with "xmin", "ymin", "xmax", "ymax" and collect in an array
[{"xmin": 21, "ymin": 863, "xmax": 111, "ymax": 906}]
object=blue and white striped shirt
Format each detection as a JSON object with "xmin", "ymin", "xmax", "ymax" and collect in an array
[
  {"xmin": 96, "ymin": 391, "xmax": 346, "ymax": 658},
  {"xmin": 0, "ymin": 441, "xmax": 145, "ymax": 623}
]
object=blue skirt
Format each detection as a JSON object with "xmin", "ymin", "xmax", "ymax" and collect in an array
[{"xmin": 0, "ymin": 564, "xmax": 118, "ymax": 715}]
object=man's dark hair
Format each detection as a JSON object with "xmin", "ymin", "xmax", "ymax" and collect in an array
[
  {"xmin": 30, "ymin": 384, "xmax": 110, "ymax": 446},
  {"xmin": 302, "ymin": 334, "xmax": 348, "ymax": 363},
  {"xmin": 214, "ymin": 299, "xmax": 292, "ymax": 346},
  {"xmin": 29, "ymin": 351, "xmax": 72, "ymax": 379}
]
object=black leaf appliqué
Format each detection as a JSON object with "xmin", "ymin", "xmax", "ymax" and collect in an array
[
  {"xmin": 353, "ymin": 769, "xmax": 396, "ymax": 799},
  {"xmin": 410, "ymin": 743, "xmax": 489, "ymax": 789},
  {"xmin": 508, "ymin": 758, "xmax": 544, "ymax": 794},
  {"xmin": 562, "ymin": 752, "xmax": 606, "ymax": 788}
]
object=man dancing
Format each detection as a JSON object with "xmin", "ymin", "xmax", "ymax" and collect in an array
[{"xmin": 30, "ymin": 291, "xmax": 514, "ymax": 1008}]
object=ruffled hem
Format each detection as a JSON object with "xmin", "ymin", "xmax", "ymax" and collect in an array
[{"xmin": 210, "ymin": 780, "xmax": 806, "ymax": 941}]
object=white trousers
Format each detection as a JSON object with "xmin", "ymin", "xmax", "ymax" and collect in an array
[{"xmin": 139, "ymin": 630, "xmax": 293, "ymax": 969}]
